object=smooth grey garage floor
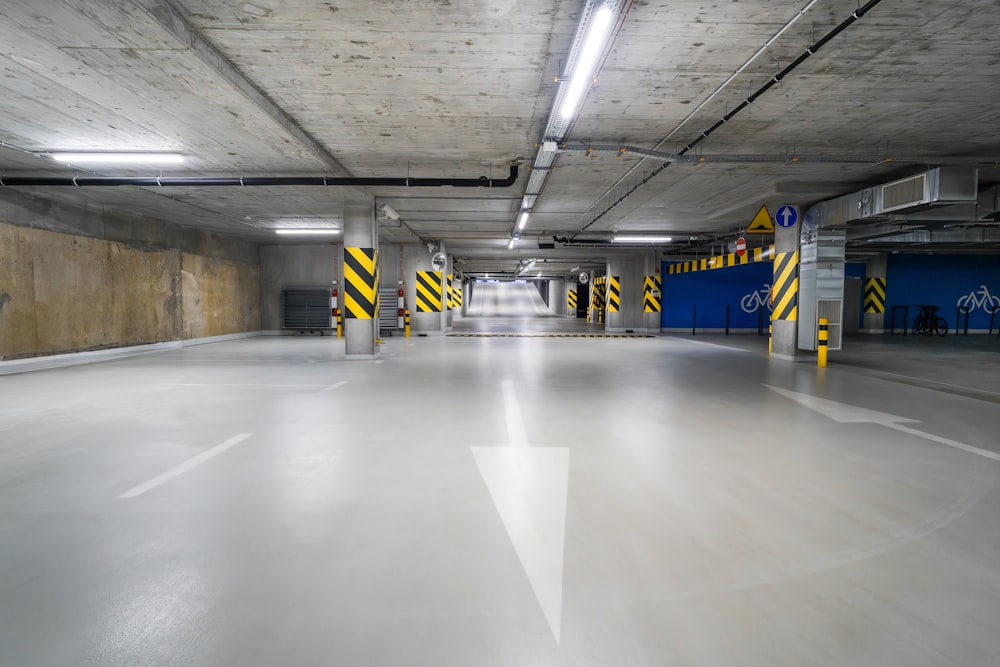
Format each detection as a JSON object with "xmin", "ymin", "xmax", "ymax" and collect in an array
[{"xmin": 2, "ymin": 283, "xmax": 1000, "ymax": 665}]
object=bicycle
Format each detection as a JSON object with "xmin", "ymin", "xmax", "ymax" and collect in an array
[{"xmin": 912, "ymin": 304, "xmax": 947, "ymax": 336}]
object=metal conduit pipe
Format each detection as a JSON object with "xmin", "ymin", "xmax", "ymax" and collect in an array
[
  {"xmin": 0, "ymin": 165, "xmax": 519, "ymax": 189},
  {"xmin": 568, "ymin": 0, "xmax": 886, "ymax": 240},
  {"xmin": 558, "ymin": 144, "xmax": 1000, "ymax": 165}
]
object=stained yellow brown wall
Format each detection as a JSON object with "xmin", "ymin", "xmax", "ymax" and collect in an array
[{"xmin": 0, "ymin": 222, "xmax": 260, "ymax": 360}]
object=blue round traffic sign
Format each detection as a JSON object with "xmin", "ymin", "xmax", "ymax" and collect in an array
[{"xmin": 775, "ymin": 205, "xmax": 798, "ymax": 228}]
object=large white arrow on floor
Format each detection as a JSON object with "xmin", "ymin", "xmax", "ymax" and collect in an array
[
  {"xmin": 764, "ymin": 385, "xmax": 1000, "ymax": 462},
  {"xmin": 471, "ymin": 381, "xmax": 569, "ymax": 643}
]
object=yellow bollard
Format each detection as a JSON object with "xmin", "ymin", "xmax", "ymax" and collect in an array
[
  {"xmin": 817, "ymin": 317, "xmax": 829, "ymax": 368},
  {"xmin": 768, "ymin": 321, "xmax": 772, "ymax": 356},
  {"xmin": 404, "ymin": 309, "xmax": 411, "ymax": 338},
  {"xmin": 336, "ymin": 310, "xmax": 343, "ymax": 338}
]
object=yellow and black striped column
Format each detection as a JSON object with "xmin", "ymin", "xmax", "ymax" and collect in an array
[
  {"xmin": 606, "ymin": 276, "xmax": 621, "ymax": 313},
  {"xmin": 454, "ymin": 286, "xmax": 463, "ymax": 309},
  {"xmin": 446, "ymin": 274, "xmax": 454, "ymax": 311},
  {"xmin": 643, "ymin": 276, "xmax": 661, "ymax": 313},
  {"xmin": 415, "ymin": 270, "xmax": 443, "ymax": 313},
  {"xmin": 343, "ymin": 247, "xmax": 377, "ymax": 319},
  {"xmin": 568, "ymin": 289, "xmax": 577, "ymax": 312},
  {"xmin": 864, "ymin": 278, "xmax": 886, "ymax": 313},
  {"xmin": 771, "ymin": 250, "xmax": 799, "ymax": 321}
]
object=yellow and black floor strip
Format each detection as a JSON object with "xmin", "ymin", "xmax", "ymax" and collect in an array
[{"xmin": 446, "ymin": 333, "xmax": 654, "ymax": 338}]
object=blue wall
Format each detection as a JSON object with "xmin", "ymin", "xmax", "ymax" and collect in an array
[
  {"xmin": 885, "ymin": 254, "xmax": 1000, "ymax": 330},
  {"xmin": 660, "ymin": 262, "xmax": 773, "ymax": 329}
]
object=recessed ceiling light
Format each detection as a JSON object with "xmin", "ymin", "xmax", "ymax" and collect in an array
[{"xmin": 48, "ymin": 152, "xmax": 185, "ymax": 165}]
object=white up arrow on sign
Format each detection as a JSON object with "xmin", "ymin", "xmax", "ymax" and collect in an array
[{"xmin": 776, "ymin": 205, "xmax": 798, "ymax": 227}]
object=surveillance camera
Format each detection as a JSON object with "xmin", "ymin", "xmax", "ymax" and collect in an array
[{"xmin": 381, "ymin": 204, "xmax": 400, "ymax": 221}]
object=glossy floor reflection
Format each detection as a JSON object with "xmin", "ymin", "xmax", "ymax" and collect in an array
[{"xmin": 1, "ymin": 325, "xmax": 999, "ymax": 664}]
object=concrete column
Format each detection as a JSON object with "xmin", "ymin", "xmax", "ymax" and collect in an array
[
  {"xmin": 771, "ymin": 213, "xmax": 802, "ymax": 359},
  {"xmin": 401, "ymin": 242, "xmax": 448, "ymax": 335},
  {"xmin": 550, "ymin": 279, "xmax": 566, "ymax": 316},
  {"xmin": 343, "ymin": 202, "xmax": 378, "ymax": 359},
  {"xmin": 607, "ymin": 251, "xmax": 658, "ymax": 333},
  {"xmin": 863, "ymin": 253, "xmax": 888, "ymax": 332}
]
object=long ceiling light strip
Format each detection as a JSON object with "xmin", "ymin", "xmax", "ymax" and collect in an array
[
  {"xmin": 275, "ymin": 229, "xmax": 341, "ymax": 236},
  {"xmin": 559, "ymin": 6, "xmax": 615, "ymax": 120},
  {"xmin": 49, "ymin": 152, "xmax": 185, "ymax": 165},
  {"xmin": 613, "ymin": 235, "xmax": 673, "ymax": 243},
  {"xmin": 509, "ymin": 0, "xmax": 623, "ymax": 248}
]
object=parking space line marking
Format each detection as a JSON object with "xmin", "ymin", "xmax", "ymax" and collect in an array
[{"xmin": 118, "ymin": 433, "xmax": 253, "ymax": 499}]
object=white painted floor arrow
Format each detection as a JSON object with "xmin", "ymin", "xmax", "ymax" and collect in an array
[
  {"xmin": 471, "ymin": 381, "xmax": 569, "ymax": 643},
  {"xmin": 764, "ymin": 385, "xmax": 1000, "ymax": 462}
]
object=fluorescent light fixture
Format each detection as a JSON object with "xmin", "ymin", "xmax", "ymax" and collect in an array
[
  {"xmin": 507, "ymin": 238, "xmax": 517, "ymax": 249},
  {"xmin": 275, "ymin": 229, "xmax": 341, "ymax": 235},
  {"xmin": 613, "ymin": 235, "xmax": 673, "ymax": 243},
  {"xmin": 559, "ymin": 6, "xmax": 615, "ymax": 120},
  {"xmin": 570, "ymin": 266, "xmax": 580, "ymax": 272},
  {"xmin": 49, "ymin": 152, "xmax": 185, "ymax": 165},
  {"xmin": 517, "ymin": 211, "xmax": 529, "ymax": 230}
]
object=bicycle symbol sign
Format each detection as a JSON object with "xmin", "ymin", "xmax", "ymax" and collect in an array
[
  {"xmin": 740, "ymin": 284, "xmax": 773, "ymax": 313},
  {"xmin": 956, "ymin": 284, "xmax": 1000, "ymax": 313}
]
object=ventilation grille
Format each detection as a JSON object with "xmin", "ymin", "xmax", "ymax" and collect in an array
[
  {"xmin": 880, "ymin": 173, "xmax": 927, "ymax": 212},
  {"xmin": 281, "ymin": 288, "xmax": 331, "ymax": 329},
  {"xmin": 378, "ymin": 287, "xmax": 400, "ymax": 329}
]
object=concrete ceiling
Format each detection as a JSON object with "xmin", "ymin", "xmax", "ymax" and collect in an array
[{"xmin": 2, "ymin": 0, "xmax": 1000, "ymax": 276}]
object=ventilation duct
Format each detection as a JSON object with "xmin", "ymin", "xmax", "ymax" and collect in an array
[
  {"xmin": 874, "ymin": 167, "xmax": 978, "ymax": 214},
  {"xmin": 803, "ymin": 167, "xmax": 978, "ymax": 229},
  {"xmin": 977, "ymin": 184, "xmax": 1000, "ymax": 220}
]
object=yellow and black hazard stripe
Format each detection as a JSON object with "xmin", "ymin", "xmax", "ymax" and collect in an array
[
  {"xmin": 606, "ymin": 276, "xmax": 620, "ymax": 313},
  {"xmin": 567, "ymin": 289, "xmax": 577, "ymax": 310},
  {"xmin": 343, "ymin": 247, "xmax": 377, "ymax": 319},
  {"xmin": 643, "ymin": 276, "xmax": 661, "ymax": 313},
  {"xmin": 446, "ymin": 274, "xmax": 454, "ymax": 310},
  {"xmin": 415, "ymin": 270, "xmax": 443, "ymax": 313},
  {"xmin": 864, "ymin": 277, "xmax": 886, "ymax": 313},
  {"xmin": 771, "ymin": 250, "xmax": 799, "ymax": 321},
  {"xmin": 447, "ymin": 333, "xmax": 654, "ymax": 338},
  {"xmin": 454, "ymin": 286, "xmax": 463, "ymax": 309},
  {"xmin": 667, "ymin": 244, "xmax": 776, "ymax": 275}
]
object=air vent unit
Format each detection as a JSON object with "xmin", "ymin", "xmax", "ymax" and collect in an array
[
  {"xmin": 880, "ymin": 173, "xmax": 926, "ymax": 212},
  {"xmin": 874, "ymin": 167, "xmax": 978, "ymax": 215}
]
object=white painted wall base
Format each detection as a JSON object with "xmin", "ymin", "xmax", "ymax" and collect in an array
[{"xmin": 0, "ymin": 332, "xmax": 264, "ymax": 376}]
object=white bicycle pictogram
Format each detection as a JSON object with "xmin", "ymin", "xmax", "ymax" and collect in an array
[
  {"xmin": 956, "ymin": 285, "xmax": 1000, "ymax": 313},
  {"xmin": 740, "ymin": 284, "xmax": 773, "ymax": 313}
]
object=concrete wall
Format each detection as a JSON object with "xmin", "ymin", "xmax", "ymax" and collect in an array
[
  {"xmin": 0, "ymin": 221, "xmax": 260, "ymax": 360},
  {"xmin": 259, "ymin": 244, "xmax": 339, "ymax": 330}
]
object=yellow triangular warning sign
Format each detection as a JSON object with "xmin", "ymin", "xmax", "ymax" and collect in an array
[{"xmin": 746, "ymin": 205, "xmax": 774, "ymax": 234}]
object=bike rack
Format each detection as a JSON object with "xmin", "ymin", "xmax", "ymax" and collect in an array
[
  {"xmin": 889, "ymin": 305, "xmax": 909, "ymax": 336},
  {"xmin": 956, "ymin": 305, "xmax": 970, "ymax": 336},
  {"xmin": 757, "ymin": 307, "xmax": 766, "ymax": 336},
  {"xmin": 991, "ymin": 306, "xmax": 1000, "ymax": 335}
]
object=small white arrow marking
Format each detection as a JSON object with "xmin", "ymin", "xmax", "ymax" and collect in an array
[
  {"xmin": 765, "ymin": 385, "xmax": 1000, "ymax": 462},
  {"xmin": 764, "ymin": 385, "xmax": 917, "ymax": 424},
  {"xmin": 471, "ymin": 381, "xmax": 569, "ymax": 643}
]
